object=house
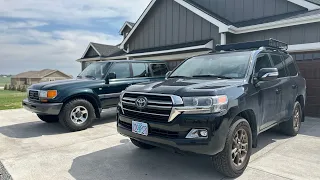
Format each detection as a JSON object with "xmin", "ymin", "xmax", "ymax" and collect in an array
[
  {"xmin": 78, "ymin": 0, "xmax": 320, "ymax": 117},
  {"xmin": 11, "ymin": 69, "xmax": 72, "ymax": 86}
]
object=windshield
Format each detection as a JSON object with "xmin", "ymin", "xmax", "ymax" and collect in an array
[
  {"xmin": 78, "ymin": 62, "xmax": 111, "ymax": 80},
  {"xmin": 170, "ymin": 52, "xmax": 251, "ymax": 79}
]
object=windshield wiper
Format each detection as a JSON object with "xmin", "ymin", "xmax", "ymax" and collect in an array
[
  {"xmin": 192, "ymin": 75, "xmax": 233, "ymax": 79},
  {"xmin": 84, "ymin": 75, "xmax": 96, "ymax": 80},
  {"xmin": 168, "ymin": 76, "xmax": 191, "ymax": 79}
]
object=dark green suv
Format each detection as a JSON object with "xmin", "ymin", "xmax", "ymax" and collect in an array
[{"xmin": 23, "ymin": 60, "xmax": 169, "ymax": 131}]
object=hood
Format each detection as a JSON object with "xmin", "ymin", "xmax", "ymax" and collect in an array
[
  {"xmin": 126, "ymin": 78, "xmax": 244, "ymax": 97},
  {"xmin": 28, "ymin": 79, "xmax": 102, "ymax": 90}
]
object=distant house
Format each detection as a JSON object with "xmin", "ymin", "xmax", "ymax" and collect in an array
[{"xmin": 11, "ymin": 69, "xmax": 72, "ymax": 86}]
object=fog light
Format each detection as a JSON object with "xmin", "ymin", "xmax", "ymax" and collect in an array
[{"xmin": 186, "ymin": 129, "xmax": 208, "ymax": 139}]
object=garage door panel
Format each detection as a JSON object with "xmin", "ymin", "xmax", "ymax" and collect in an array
[
  {"xmin": 305, "ymin": 105, "xmax": 320, "ymax": 117},
  {"xmin": 306, "ymin": 79, "xmax": 320, "ymax": 87},
  {"xmin": 306, "ymin": 96, "xmax": 320, "ymax": 106}
]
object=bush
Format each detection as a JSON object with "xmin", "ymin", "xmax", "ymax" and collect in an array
[
  {"xmin": 20, "ymin": 85, "xmax": 27, "ymax": 92},
  {"xmin": 16, "ymin": 85, "xmax": 21, "ymax": 91},
  {"xmin": 10, "ymin": 85, "xmax": 16, "ymax": 91},
  {"xmin": 4, "ymin": 84, "xmax": 7, "ymax": 90}
]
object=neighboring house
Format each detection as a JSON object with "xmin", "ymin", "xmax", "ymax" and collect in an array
[
  {"xmin": 77, "ymin": 0, "xmax": 320, "ymax": 117},
  {"xmin": 11, "ymin": 69, "xmax": 72, "ymax": 86}
]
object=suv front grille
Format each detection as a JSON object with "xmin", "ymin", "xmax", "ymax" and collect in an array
[
  {"xmin": 28, "ymin": 90, "xmax": 39, "ymax": 101},
  {"xmin": 121, "ymin": 93, "xmax": 173, "ymax": 122}
]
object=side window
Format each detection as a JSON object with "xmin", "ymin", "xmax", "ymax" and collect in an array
[
  {"xmin": 270, "ymin": 54, "xmax": 286, "ymax": 78},
  {"xmin": 254, "ymin": 54, "xmax": 273, "ymax": 74},
  {"xmin": 108, "ymin": 63, "xmax": 131, "ymax": 79},
  {"xmin": 150, "ymin": 63, "xmax": 168, "ymax": 76},
  {"xmin": 132, "ymin": 63, "xmax": 150, "ymax": 77},
  {"xmin": 283, "ymin": 55, "xmax": 298, "ymax": 76}
]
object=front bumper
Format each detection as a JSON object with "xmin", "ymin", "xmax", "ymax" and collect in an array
[
  {"xmin": 117, "ymin": 107, "xmax": 231, "ymax": 156},
  {"xmin": 22, "ymin": 99, "xmax": 63, "ymax": 115}
]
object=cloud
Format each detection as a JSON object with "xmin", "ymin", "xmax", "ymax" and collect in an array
[{"xmin": 0, "ymin": 0, "xmax": 151, "ymax": 76}]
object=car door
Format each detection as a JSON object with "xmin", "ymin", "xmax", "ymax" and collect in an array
[
  {"xmin": 283, "ymin": 54, "xmax": 299, "ymax": 117},
  {"xmin": 270, "ymin": 54, "xmax": 291, "ymax": 120},
  {"xmin": 254, "ymin": 53, "xmax": 282, "ymax": 130},
  {"xmin": 100, "ymin": 62, "xmax": 133, "ymax": 108}
]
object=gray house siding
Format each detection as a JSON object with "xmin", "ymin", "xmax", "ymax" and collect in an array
[
  {"xmin": 191, "ymin": 0, "xmax": 306, "ymax": 23},
  {"xmin": 122, "ymin": 26, "xmax": 131, "ymax": 38},
  {"xmin": 84, "ymin": 47, "xmax": 99, "ymax": 58},
  {"xmin": 127, "ymin": 0, "xmax": 220, "ymax": 52},
  {"xmin": 229, "ymin": 22, "xmax": 320, "ymax": 45}
]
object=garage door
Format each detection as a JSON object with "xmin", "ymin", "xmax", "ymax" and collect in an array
[{"xmin": 292, "ymin": 51, "xmax": 320, "ymax": 117}]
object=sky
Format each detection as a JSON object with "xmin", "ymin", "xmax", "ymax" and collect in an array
[{"xmin": 0, "ymin": 0, "xmax": 151, "ymax": 77}]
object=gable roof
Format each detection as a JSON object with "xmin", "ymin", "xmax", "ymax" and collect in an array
[
  {"xmin": 13, "ymin": 69, "xmax": 71, "ymax": 79},
  {"xmin": 119, "ymin": 21, "xmax": 135, "ymax": 35},
  {"xmin": 81, "ymin": 42, "xmax": 124, "ymax": 59}
]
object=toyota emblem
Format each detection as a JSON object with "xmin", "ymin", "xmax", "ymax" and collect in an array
[{"xmin": 135, "ymin": 96, "xmax": 148, "ymax": 109}]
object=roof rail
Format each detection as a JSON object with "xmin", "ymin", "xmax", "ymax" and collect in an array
[{"xmin": 215, "ymin": 39, "xmax": 288, "ymax": 52}]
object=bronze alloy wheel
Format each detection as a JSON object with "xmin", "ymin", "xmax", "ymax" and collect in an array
[{"xmin": 231, "ymin": 128, "xmax": 249, "ymax": 169}]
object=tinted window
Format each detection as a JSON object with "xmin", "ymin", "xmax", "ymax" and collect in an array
[
  {"xmin": 150, "ymin": 63, "xmax": 168, "ymax": 76},
  {"xmin": 255, "ymin": 54, "xmax": 272, "ymax": 74},
  {"xmin": 283, "ymin": 55, "xmax": 298, "ymax": 76},
  {"xmin": 108, "ymin": 63, "xmax": 131, "ymax": 79},
  {"xmin": 271, "ymin": 55, "xmax": 286, "ymax": 78},
  {"xmin": 78, "ymin": 62, "xmax": 110, "ymax": 79},
  {"xmin": 132, "ymin": 63, "xmax": 150, "ymax": 77},
  {"xmin": 170, "ymin": 52, "xmax": 251, "ymax": 79}
]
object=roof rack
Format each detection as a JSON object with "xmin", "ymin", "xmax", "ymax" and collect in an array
[{"xmin": 215, "ymin": 39, "xmax": 288, "ymax": 52}]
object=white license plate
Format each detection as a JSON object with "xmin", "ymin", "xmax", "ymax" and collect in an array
[{"xmin": 132, "ymin": 121, "xmax": 148, "ymax": 136}]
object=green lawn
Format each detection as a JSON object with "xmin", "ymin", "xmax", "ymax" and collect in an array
[
  {"xmin": 0, "ymin": 90, "xmax": 27, "ymax": 110},
  {"xmin": 0, "ymin": 77, "xmax": 10, "ymax": 87}
]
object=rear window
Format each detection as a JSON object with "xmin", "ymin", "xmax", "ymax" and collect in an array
[
  {"xmin": 150, "ymin": 63, "xmax": 168, "ymax": 77},
  {"xmin": 283, "ymin": 55, "xmax": 298, "ymax": 76}
]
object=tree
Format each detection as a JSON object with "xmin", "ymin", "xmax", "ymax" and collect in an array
[{"xmin": 4, "ymin": 84, "xmax": 7, "ymax": 90}]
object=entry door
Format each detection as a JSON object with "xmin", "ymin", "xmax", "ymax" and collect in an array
[
  {"xmin": 254, "ymin": 54, "xmax": 282, "ymax": 130},
  {"xmin": 100, "ymin": 62, "xmax": 132, "ymax": 108}
]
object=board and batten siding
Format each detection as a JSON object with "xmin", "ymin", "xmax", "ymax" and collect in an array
[
  {"xmin": 127, "ymin": 0, "xmax": 220, "ymax": 52},
  {"xmin": 229, "ymin": 22, "xmax": 320, "ymax": 45},
  {"xmin": 190, "ymin": 0, "xmax": 306, "ymax": 23}
]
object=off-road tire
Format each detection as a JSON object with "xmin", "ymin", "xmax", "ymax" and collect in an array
[
  {"xmin": 37, "ymin": 114, "xmax": 59, "ymax": 123},
  {"xmin": 280, "ymin": 101, "xmax": 302, "ymax": 136},
  {"xmin": 58, "ymin": 99, "xmax": 95, "ymax": 132},
  {"xmin": 131, "ymin": 138, "xmax": 156, "ymax": 149},
  {"xmin": 212, "ymin": 117, "xmax": 252, "ymax": 178}
]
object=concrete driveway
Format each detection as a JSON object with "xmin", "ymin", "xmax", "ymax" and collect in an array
[{"xmin": 0, "ymin": 109, "xmax": 319, "ymax": 180}]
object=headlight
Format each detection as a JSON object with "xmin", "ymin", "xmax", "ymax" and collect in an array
[
  {"xmin": 39, "ymin": 90, "xmax": 58, "ymax": 99},
  {"xmin": 181, "ymin": 95, "xmax": 228, "ymax": 113}
]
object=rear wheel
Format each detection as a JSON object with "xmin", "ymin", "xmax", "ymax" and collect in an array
[
  {"xmin": 59, "ymin": 99, "xmax": 95, "ymax": 132},
  {"xmin": 37, "ymin": 114, "xmax": 59, "ymax": 123},
  {"xmin": 280, "ymin": 101, "xmax": 302, "ymax": 136},
  {"xmin": 212, "ymin": 117, "xmax": 252, "ymax": 178},
  {"xmin": 130, "ymin": 138, "xmax": 156, "ymax": 149}
]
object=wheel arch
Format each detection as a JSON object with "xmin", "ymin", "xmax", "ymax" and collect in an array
[
  {"xmin": 234, "ymin": 109, "xmax": 258, "ymax": 147},
  {"xmin": 62, "ymin": 93, "xmax": 101, "ymax": 118}
]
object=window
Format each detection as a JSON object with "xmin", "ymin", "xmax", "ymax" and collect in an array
[
  {"xmin": 108, "ymin": 63, "xmax": 131, "ymax": 79},
  {"xmin": 271, "ymin": 55, "xmax": 286, "ymax": 78},
  {"xmin": 255, "ymin": 54, "xmax": 272, "ymax": 74},
  {"xmin": 132, "ymin": 63, "xmax": 149, "ymax": 77},
  {"xmin": 78, "ymin": 62, "xmax": 111, "ymax": 80},
  {"xmin": 150, "ymin": 63, "xmax": 168, "ymax": 77},
  {"xmin": 169, "ymin": 52, "xmax": 251, "ymax": 79},
  {"xmin": 283, "ymin": 55, "xmax": 298, "ymax": 76}
]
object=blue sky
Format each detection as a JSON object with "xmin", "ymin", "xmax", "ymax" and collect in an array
[{"xmin": 0, "ymin": 0, "xmax": 151, "ymax": 77}]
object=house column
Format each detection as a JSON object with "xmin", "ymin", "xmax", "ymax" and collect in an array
[{"xmin": 220, "ymin": 33, "xmax": 227, "ymax": 45}]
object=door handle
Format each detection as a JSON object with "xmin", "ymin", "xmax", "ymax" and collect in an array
[
  {"xmin": 276, "ymin": 88, "xmax": 281, "ymax": 94},
  {"xmin": 292, "ymin": 85, "xmax": 297, "ymax": 89}
]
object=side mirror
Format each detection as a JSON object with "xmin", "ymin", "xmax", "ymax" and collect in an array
[
  {"xmin": 105, "ymin": 72, "xmax": 116, "ymax": 83},
  {"xmin": 165, "ymin": 71, "xmax": 172, "ymax": 79},
  {"xmin": 257, "ymin": 68, "xmax": 279, "ymax": 81}
]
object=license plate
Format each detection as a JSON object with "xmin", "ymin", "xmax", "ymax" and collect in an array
[{"xmin": 132, "ymin": 121, "xmax": 148, "ymax": 136}]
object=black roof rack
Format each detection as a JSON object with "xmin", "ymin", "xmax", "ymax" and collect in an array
[{"xmin": 215, "ymin": 39, "xmax": 288, "ymax": 52}]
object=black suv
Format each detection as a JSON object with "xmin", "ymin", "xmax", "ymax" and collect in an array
[
  {"xmin": 23, "ymin": 60, "xmax": 168, "ymax": 131},
  {"xmin": 117, "ymin": 39, "xmax": 306, "ymax": 177}
]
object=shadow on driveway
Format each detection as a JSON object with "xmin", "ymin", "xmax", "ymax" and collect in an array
[{"xmin": 0, "ymin": 108, "xmax": 117, "ymax": 139}]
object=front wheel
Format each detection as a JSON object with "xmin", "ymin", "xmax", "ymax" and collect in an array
[
  {"xmin": 59, "ymin": 99, "xmax": 96, "ymax": 132},
  {"xmin": 37, "ymin": 114, "xmax": 59, "ymax": 123},
  {"xmin": 212, "ymin": 117, "xmax": 252, "ymax": 178},
  {"xmin": 280, "ymin": 101, "xmax": 302, "ymax": 136}
]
